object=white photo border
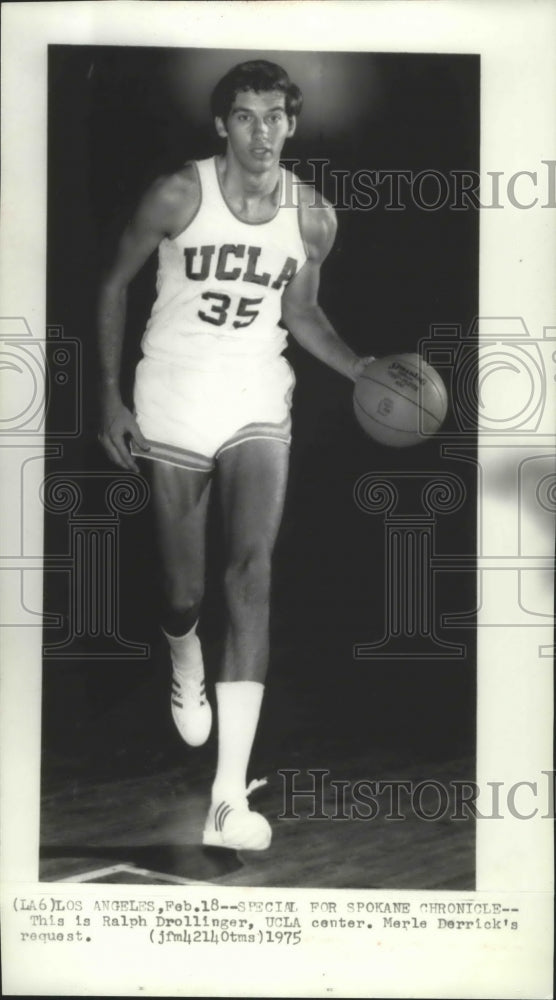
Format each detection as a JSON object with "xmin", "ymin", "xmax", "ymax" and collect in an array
[{"xmin": 1, "ymin": 2, "xmax": 554, "ymax": 997}]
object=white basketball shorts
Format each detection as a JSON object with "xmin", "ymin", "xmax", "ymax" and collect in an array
[{"xmin": 131, "ymin": 355, "xmax": 295, "ymax": 472}]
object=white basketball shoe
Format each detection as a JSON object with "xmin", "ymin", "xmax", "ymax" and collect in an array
[
  {"xmin": 164, "ymin": 626, "xmax": 212, "ymax": 747},
  {"xmin": 202, "ymin": 779, "xmax": 271, "ymax": 850}
]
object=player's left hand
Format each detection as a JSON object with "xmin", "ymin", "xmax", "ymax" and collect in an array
[{"xmin": 350, "ymin": 355, "xmax": 376, "ymax": 382}]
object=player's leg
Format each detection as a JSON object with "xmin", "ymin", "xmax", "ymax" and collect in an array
[
  {"xmin": 218, "ymin": 437, "xmax": 289, "ymax": 684},
  {"xmin": 203, "ymin": 438, "xmax": 290, "ymax": 848},
  {"xmin": 150, "ymin": 461, "xmax": 213, "ymax": 746}
]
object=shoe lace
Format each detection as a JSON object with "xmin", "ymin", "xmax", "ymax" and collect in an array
[{"xmin": 246, "ymin": 777, "xmax": 268, "ymax": 797}]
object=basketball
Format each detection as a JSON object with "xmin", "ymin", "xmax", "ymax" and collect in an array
[{"xmin": 353, "ymin": 353, "xmax": 448, "ymax": 447}]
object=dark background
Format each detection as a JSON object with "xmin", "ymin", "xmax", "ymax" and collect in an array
[{"xmin": 43, "ymin": 47, "xmax": 479, "ymax": 787}]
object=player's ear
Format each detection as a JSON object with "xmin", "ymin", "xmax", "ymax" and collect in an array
[
  {"xmin": 287, "ymin": 117, "xmax": 297, "ymax": 139},
  {"xmin": 215, "ymin": 116, "xmax": 228, "ymax": 139}
]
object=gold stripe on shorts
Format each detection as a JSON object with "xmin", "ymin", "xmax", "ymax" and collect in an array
[
  {"xmin": 215, "ymin": 416, "xmax": 292, "ymax": 458},
  {"xmin": 130, "ymin": 438, "xmax": 214, "ymax": 472}
]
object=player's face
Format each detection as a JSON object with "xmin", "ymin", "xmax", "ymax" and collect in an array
[{"xmin": 215, "ymin": 90, "xmax": 296, "ymax": 172}]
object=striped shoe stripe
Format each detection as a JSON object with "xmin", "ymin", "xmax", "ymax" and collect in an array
[
  {"xmin": 214, "ymin": 802, "xmax": 233, "ymax": 832},
  {"xmin": 214, "ymin": 803, "xmax": 226, "ymax": 830},
  {"xmin": 172, "ymin": 679, "xmax": 205, "ymax": 694},
  {"xmin": 218, "ymin": 806, "xmax": 232, "ymax": 831}
]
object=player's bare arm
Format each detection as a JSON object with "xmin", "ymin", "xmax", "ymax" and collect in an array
[
  {"xmin": 97, "ymin": 166, "xmax": 200, "ymax": 470},
  {"xmin": 281, "ymin": 189, "xmax": 374, "ymax": 381}
]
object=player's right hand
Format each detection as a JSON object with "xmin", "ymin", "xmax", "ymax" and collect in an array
[{"xmin": 98, "ymin": 397, "xmax": 150, "ymax": 473}]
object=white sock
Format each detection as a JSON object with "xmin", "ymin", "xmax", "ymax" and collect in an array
[
  {"xmin": 212, "ymin": 681, "xmax": 265, "ymax": 805},
  {"xmin": 162, "ymin": 624, "xmax": 203, "ymax": 682}
]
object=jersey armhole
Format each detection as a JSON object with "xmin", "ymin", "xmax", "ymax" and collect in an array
[
  {"xmin": 297, "ymin": 191, "xmax": 337, "ymax": 266},
  {"xmin": 283, "ymin": 167, "xmax": 310, "ymax": 262},
  {"xmin": 166, "ymin": 160, "xmax": 202, "ymax": 242},
  {"xmin": 297, "ymin": 199, "xmax": 311, "ymax": 262}
]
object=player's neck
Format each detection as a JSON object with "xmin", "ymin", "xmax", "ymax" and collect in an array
[{"xmin": 218, "ymin": 153, "xmax": 281, "ymax": 204}]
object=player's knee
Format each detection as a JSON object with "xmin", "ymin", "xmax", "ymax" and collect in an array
[
  {"xmin": 163, "ymin": 579, "xmax": 204, "ymax": 616},
  {"xmin": 162, "ymin": 598, "xmax": 203, "ymax": 637},
  {"xmin": 224, "ymin": 552, "xmax": 272, "ymax": 609}
]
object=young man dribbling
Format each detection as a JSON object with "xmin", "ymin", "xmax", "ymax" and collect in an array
[{"xmin": 98, "ymin": 60, "xmax": 373, "ymax": 850}]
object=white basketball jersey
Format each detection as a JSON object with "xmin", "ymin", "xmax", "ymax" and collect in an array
[{"xmin": 141, "ymin": 157, "xmax": 308, "ymax": 372}]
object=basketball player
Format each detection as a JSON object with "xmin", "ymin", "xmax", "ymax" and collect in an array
[{"xmin": 98, "ymin": 60, "xmax": 374, "ymax": 850}]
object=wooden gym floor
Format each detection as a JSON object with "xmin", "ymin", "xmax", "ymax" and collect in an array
[{"xmin": 40, "ymin": 645, "xmax": 475, "ymax": 889}]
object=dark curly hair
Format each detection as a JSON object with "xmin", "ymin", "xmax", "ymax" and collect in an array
[{"xmin": 210, "ymin": 60, "xmax": 303, "ymax": 122}]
